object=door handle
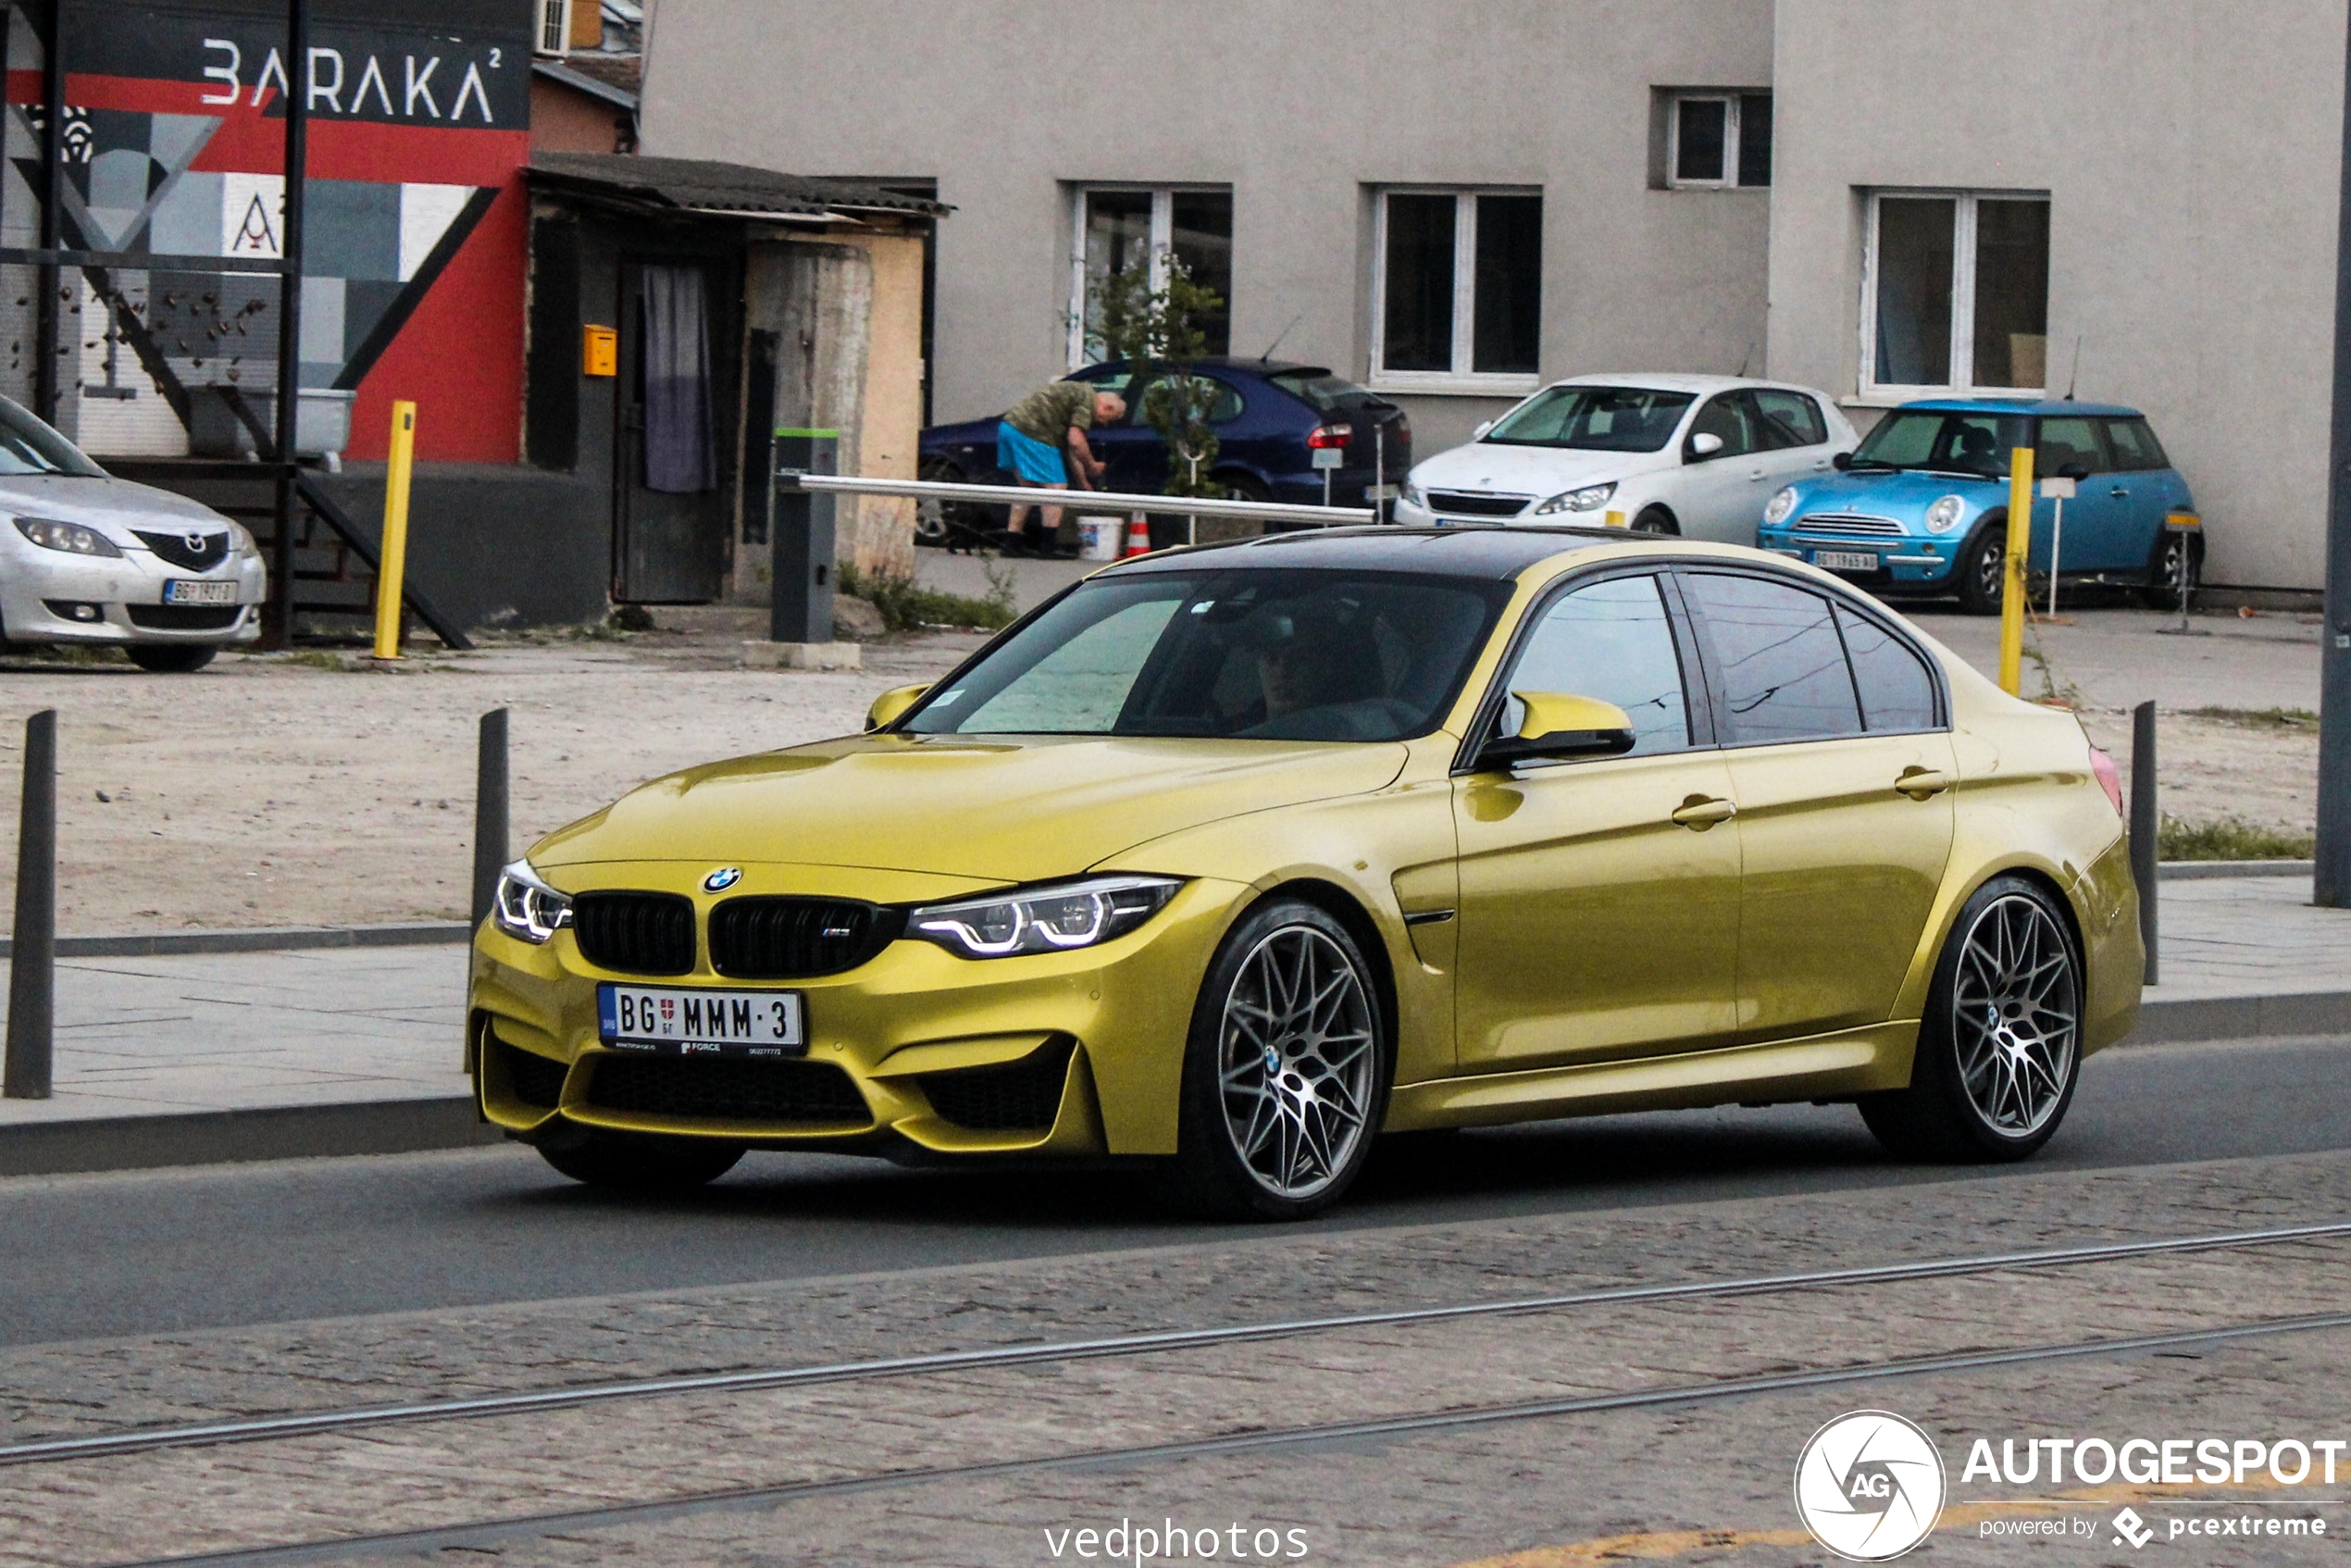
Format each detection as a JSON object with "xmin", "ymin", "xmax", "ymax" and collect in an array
[
  {"xmin": 2109, "ymin": 487, "xmax": 2130, "ymax": 499},
  {"xmin": 1747, "ymin": 467, "xmax": 1767, "ymax": 481},
  {"xmin": 1671, "ymin": 794, "xmax": 1737, "ymax": 829},
  {"xmin": 1895, "ymin": 767, "xmax": 1955, "ymax": 801}
]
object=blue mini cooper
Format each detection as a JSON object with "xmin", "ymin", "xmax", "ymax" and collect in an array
[{"xmin": 1755, "ymin": 399, "xmax": 2199, "ymax": 614}]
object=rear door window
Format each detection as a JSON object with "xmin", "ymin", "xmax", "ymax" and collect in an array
[
  {"xmin": 2100, "ymin": 417, "xmax": 2171, "ymax": 472},
  {"xmin": 1749, "ymin": 390, "xmax": 1829, "ymax": 449},
  {"xmin": 1683, "ymin": 572, "xmax": 1862, "ymax": 744},
  {"xmin": 1834, "ymin": 604, "xmax": 1939, "ymax": 732}
]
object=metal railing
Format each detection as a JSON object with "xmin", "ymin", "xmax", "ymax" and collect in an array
[{"xmin": 784, "ymin": 472, "xmax": 1375, "ymax": 534}]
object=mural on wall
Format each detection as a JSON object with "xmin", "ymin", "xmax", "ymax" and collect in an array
[{"xmin": 12, "ymin": 0, "xmax": 529, "ymax": 461}]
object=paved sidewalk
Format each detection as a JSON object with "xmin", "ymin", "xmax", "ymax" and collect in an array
[{"xmin": 0, "ymin": 874, "xmax": 2333, "ymax": 1172}]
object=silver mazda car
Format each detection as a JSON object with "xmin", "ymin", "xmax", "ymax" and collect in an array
[{"xmin": 0, "ymin": 397, "xmax": 265, "ymax": 672}]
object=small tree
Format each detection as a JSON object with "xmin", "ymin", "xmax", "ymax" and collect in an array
[{"xmin": 1088, "ymin": 252, "xmax": 1227, "ymax": 500}]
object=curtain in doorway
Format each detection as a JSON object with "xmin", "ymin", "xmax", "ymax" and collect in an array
[{"xmin": 641, "ymin": 265, "xmax": 716, "ymax": 493}]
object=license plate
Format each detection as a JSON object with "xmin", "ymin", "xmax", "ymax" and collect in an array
[
  {"xmin": 1813, "ymin": 551, "xmax": 1880, "ymax": 572},
  {"xmin": 1367, "ymin": 484, "xmax": 1399, "ymax": 501},
  {"xmin": 163, "ymin": 579, "xmax": 238, "ymax": 605},
  {"xmin": 597, "ymin": 983, "xmax": 804, "ymax": 1056}
]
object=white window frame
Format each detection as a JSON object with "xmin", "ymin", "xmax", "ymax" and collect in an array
[
  {"xmin": 536, "ymin": 0, "xmax": 573, "ymax": 56},
  {"xmin": 1067, "ymin": 185, "xmax": 1226, "ymax": 370},
  {"xmin": 1860, "ymin": 188, "xmax": 2051, "ymax": 399},
  {"xmin": 1368, "ymin": 187, "xmax": 1542, "ymax": 398},
  {"xmin": 1665, "ymin": 93, "xmax": 1741, "ymax": 190}
]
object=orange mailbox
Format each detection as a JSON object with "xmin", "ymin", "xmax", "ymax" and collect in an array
[{"xmin": 581, "ymin": 325, "xmax": 616, "ymax": 378}]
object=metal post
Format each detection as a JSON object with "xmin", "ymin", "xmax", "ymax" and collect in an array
[
  {"xmin": 1997, "ymin": 447, "xmax": 2036, "ymax": 694},
  {"xmin": 2320, "ymin": 0, "xmax": 2351, "ymax": 908},
  {"xmin": 471, "ymin": 707, "xmax": 508, "ymax": 928},
  {"xmin": 265, "ymin": 0, "xmax": 309, "ymax": 650},
  {"xmin": 2130, "ymin": 700, "xmax": 2160, "ymax": 985},
  {"xmin": 5, "ymin": 709, "xmax": 56, "ymax": 1098},
  {"xmin": 372, "ymin": 401, "xmax": 417, "ymax": 659},
  {"xmin": 31, "ymin": 0, "xmax": 64, "ymax": 425},
  {"xmin": 2047, "ymin": 496, "xmax": 2063, "ymax": 618},
  {"xmin": 1374, "ymin": 420, "xmax": 1386, "ymax": 524},
  {"xmin": 771, "ymin": 430, "xmax": 838, "ymax": 644}
]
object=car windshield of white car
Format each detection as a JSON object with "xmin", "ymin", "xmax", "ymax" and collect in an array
[
  {"xmin": 1847, "ymin": 410, "xmax": 2029, "ymax": 479},
  {"xmin": 1481, "ymin": 387, "xmax": 1695, "ymax": 452},
  {"xmin": 902, "ymin": 569, "xmax": 1511, "ymax": 743},
  {"xmin": 0, "ymin": 397, "xmax": 104, "ymax": 478}
]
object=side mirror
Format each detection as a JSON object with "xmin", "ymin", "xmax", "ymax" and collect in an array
[
  {"xmin": 865, "ymin": 683, "xmax": 930, "ymax": 731},
  {"xmin": 1832, "ymin": 450, "xmax": 1854, "ymax": 471},
  {"xmin": 2058, "ymin": 459, "xmax": 2092, "ymax": 481},
  {"xmin": 1477, "ymin": 691, "xmax": 1637, "ymax": 768},
  {"xmin": 1473, "ymin": 419, "xmax": 1496, "ymax": 440},
  {"xmin": 1686, "ymin": 431, "xmax": 1725, "ymax": 461}
]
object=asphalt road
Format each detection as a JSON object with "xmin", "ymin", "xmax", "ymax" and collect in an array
[{"xmin": 0, "ymin": 1032, "xmax": 2340, "ymax": 1350}]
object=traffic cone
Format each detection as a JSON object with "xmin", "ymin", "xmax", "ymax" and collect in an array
[{"xmin": 1123, "ymin": 514, "xmax": 1154, "ymax": 557}]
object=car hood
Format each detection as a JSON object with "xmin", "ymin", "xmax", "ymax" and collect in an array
[
  {"xmin": 1781, "ymin": 468, "xmax": 2003, "ymax": 529},
  {"xmin": 530, "ymin": 733, "xmax": 1411, "ymax": 885},
  {"xmin": 1410, "ymin": 441, "xmax": 1663, "ymax": 496},
  {"xmin": 0, "ymin": 474, "xmax": 229, "ymax": 538}
]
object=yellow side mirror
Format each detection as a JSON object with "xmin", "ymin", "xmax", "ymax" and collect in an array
[
  {"xmin": 1479, "ymin": 691, "xmax": 1637, "ymax": 767},
  {"xmin": 865, "ymin": 683, "xmax": 931, "ymax": 731}
]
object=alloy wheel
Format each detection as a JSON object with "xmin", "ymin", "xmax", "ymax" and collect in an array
[
  {"xmin": 1974, "ymin": 537, "xmax": 2006, "ymax": 603},
  {"xmin": 1216, "ymin": 925, "xmax": 1376, "ymax": 1201},
  {"xmin": 1950, "ymin": 894, "xmax": 2078, "ymax": 1136}
]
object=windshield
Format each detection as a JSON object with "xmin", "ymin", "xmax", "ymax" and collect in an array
[
  {"xmin": 1482, "ymin": 386, "xmax": 1696, "ymax": 452},
  {"xmin": 1847, "ymin": 410, "xmax": 2030, "ymax": 479},
  {"xmin": 0, "ymin": 396, "xmax": 102, "ymax": 478},
  {"xmin": 903, "ymin": 569, "xmax": 1510, "ymax": 742}
]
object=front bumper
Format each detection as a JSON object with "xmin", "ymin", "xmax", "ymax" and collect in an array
[
  {"xmin": 468, "ymin": 869, "xmax": 1245, "ymax": 1160},
  {"xmin": 1756, "ymin": 526, "xmax": 1958, "ymax": 591},
  {"xmin": 0, "ymin": 541, "xmax": 265, "ymax": 644}
]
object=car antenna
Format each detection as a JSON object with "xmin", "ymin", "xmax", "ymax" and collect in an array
[
  {"xmin": 1735, "ymin": 341, "xmax": 1756, "ymax": 378},
  {"xmin": 2063, "ymin": 335, "xmax": 2084, "ymax": 400},
  {"xmin": 1259, "ymin": 311, "xmax": 1304, "ymax": 363}
]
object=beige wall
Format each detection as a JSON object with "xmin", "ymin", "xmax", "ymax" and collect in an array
[
  {"xmin": 639, "ymin": 0, "xmax": 1774, "ymax": 457},
  {"xmin": 1768, "ymin": 0, "xmax": 2345, "ymax": 590},
  {"xmin": 837, "ymin": 230, "xmax": 926, "ymax": 579}
]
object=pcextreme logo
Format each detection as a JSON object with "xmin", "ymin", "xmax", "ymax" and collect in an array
[{"xmin": 1794, "ymin": 1410, "xmax": 1948, "ymax": 1562}]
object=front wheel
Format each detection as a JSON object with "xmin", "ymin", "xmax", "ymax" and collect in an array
[
  {"xmin": 1859, "ymin": 876, "xmax": 2083, "ymax": 1162},
  {"xmin": 1631, "ymin": 506, "xmax": 1679, "ymax": 535},
  {"xmin": 1173, "ymin": 900, "xmax": 1390, "ymax": 1220},
  {"xmin": 128, "ymin": 644, "xmax": 219, "ymax": 673},
  {"xmin": 537, "ymin": 1128, "xmax": 744, "ymax": 1191},
  {"xmin": 1953, "ymin": 523, "xmax": 2007, "ymax": 616}
]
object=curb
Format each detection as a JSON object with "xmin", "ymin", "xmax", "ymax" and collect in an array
[
  {"xmin": 2129, "ymin": 989, "xmax": 2351, "ymax": 1047},
  {"xmin": 2158, "ymin": 861, "xmax": 2313, "ymax": 882},
  {"xmin": 0, "ymin": 1097, "xmax": 502, "ymax": 1178},
  {"xmin": 0, "ymin": 922, "xmax": 472, "ymax": 960}
]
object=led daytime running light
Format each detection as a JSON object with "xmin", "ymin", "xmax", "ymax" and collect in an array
[{"xmin": 910, "ymin": 876, "xmax": 1181, "ymax": 960}]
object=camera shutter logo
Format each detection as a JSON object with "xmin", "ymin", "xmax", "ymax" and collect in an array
[{"xmin": 1793, "ymin": 1411, "xmax": 1947, "ymax": 1561}]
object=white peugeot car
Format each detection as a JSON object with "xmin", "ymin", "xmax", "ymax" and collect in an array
[
  {"xmin": 1392, "ymin": 373, "xmax": 1858, "ymax": 541},
  {"xmin": 0, "ymin": 396, "xmax": 265, "ymax": 672}
]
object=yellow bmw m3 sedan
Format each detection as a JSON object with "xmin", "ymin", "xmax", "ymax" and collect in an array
[{"xmin": 469, "ymin": 528, "xmax": 2142, "ymax": 1219}]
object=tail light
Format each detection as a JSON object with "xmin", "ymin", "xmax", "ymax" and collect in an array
[
  {"xmin": 1307, "ymin": 423, "xmax": 1353, "ymax": 451},
  {"xmin": 2089, "ymin": 748, "xmax": 2125, "ymax": 816},
  {"xmin": 1392, "ymin": 417, "xmax": 1411, "ymax": 447}
]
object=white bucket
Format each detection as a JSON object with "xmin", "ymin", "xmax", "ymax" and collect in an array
[{"xmin": 1076, "ymin": 516, "xmax": 1125, "ymax": 561}]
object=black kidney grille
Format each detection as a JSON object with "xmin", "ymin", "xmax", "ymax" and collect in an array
[
  {"xmin": 586, "ymin": 1055, "xmax": 871, "ymax": 1125},
  {"xmin": 709, "ymin": 897, "xmax": 902, "ymax": 979},
  {"xmin": 495, "ymin": 1038, "xmax": 568, "ymax": 1110},
  {"xmin": 571, "ymin": 891, "xmax": 696, "ymax": 976},
  {"xmin": 132, "ymin": 529, "xmax": 231, "ymax": 571},
  {"xmin": 920, "ymin": 1040, "xmax": 1074, "ymax": 1132}
]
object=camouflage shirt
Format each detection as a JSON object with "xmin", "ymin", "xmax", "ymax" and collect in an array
[{"xmin": 1004, "ymin": 380, "xmax": 1098, "ymax": 445}]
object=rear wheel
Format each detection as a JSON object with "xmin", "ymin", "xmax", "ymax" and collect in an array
[
  {"xmin": 1859, "ymin": 876, "xmax": 2083, "ymax": 1162},
  {"xmin": 916, "ymin": 456, "xmax": 987, "ymax": 550},
  {"xmin": 2142, "ymin": 530, "xmax": 2203, "ymax": 610},
  {"xmin": 127, "ymin": 644, "xmax": 218, "ymax": 673},
  {"xmin": 1954, "ymin": 522, "xmax": 2007, "ymax": 616},
  {"xmin": 1173, "ymin": 899, "xmax": 1390, "ymax": 1220},
  {"xmin": 1631, "ymin": 506, "xmax": 1678, "ymax": 535},
  {"xmin": 537, "ymin": 1128, "xmax": 744, "ymax": 1191}
]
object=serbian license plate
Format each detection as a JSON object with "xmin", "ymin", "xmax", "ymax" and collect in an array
[
  {"xmin": 163, "ymin": 579, "xmax": 239, "ymax": 605},
  {"xmin": 1813, "ymin": 550, "xmax": 1880, "ymax": 572},
  {"xmin": 597, "ymin": 983, "xmax": 805, "ymax": 1056}
]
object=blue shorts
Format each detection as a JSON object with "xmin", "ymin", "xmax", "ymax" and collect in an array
[{"xmin": 996, "ymin": 422, "xmax": 1068, "ymax": 485}]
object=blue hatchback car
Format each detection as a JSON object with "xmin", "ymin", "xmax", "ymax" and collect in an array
[
  {"xmin": 1755, "ymin": 399, "xmax": 2199, "ymax": 614},
  {"xmin": 915, "ymin": 358, "xmax": 1410, "ymax": 548}
]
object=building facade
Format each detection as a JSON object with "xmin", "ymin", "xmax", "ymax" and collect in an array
[{"xmin": 641, "ymin": 0, "xmax": 2345, "ymax": 591}]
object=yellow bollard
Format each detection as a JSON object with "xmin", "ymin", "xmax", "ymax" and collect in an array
[
  {"xmin": 372, "ymin": 401, "xmax": 417, "ymax": 661},
  {"xmin": 1996, "ymin": 444, "xmax": 2034, "ymax": 695}
]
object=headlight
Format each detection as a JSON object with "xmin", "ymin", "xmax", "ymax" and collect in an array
[
  {"xmin": 909, "ymin": 875, "xmax": 1181, "ymax": 960},
  {"xmin": 15, "ymin": 516, "xmax": 123, "ymax": 557},
  {"xmin": 1399, "ymin": 481, "xmax": 1424, "ymax": 507},
  {"xmin": 227, "ymin": 520, "xmax": 260, "ymax": 560},
  {"xmin": 1532, "ymin": 481, "xmax": 1616, "ymax": 516},
  {"xmin": 1924, "ymin": 494, "xmax": 1967, "ymax": 534},
  {"xmin": 491, "ymin": 859, "xmax": 573, "ymax": 944},
  {"xmin": 1762, "ymin": 486, "xmax": 1798, "ymax": 527}
]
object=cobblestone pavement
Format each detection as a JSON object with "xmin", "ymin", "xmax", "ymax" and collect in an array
[{"xmin": 7, "ymin": 1151, "xmax": 2351, "ymax": 1565}]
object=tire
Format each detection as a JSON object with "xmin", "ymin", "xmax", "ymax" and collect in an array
[
  {"xmin": 916, "ymin": 457, "xmax": 986, "ymax": 550},
  {"xmin": 1172, "ymin": 899, "xmax": 1391, "ymax": 1220},
  {"xmin": 1858, "ymin": 875, "xmax": 2084, "ymax": 1163},
  {"xmin": 1953, "ymin": 521, "xmax": 2008, "ymax": 616},
  {"xmin": 536, "ymin": 1128, "xmax": 745, "ymax": 1192},
  {"xmin": 1631, "ymin": 506, "xmax": 1679, "ymax": 536},
  {"xmin": 127, "ymin": 644, "xmax": 218, "ymax": 673},
  {"xmin": 2142, "ymin": 530, "xmax": 2203, "ymax": 610}
]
